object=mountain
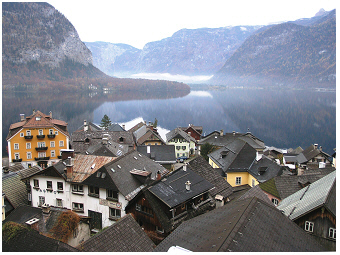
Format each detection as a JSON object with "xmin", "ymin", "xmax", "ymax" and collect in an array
[
  {"xmin": 209, "ymin": 10, "xmax": 336, "ymax": 88},
  {"xmin": 86, "ymin": 26, "xmax": 261, "ymax": 77},
  {"xmin": 2, "ymin": 2, "xmax": 108, "ymax": 86},
  {"xmin": 84, "ymin": 42, "xmax": 141, "ymax": 77}
]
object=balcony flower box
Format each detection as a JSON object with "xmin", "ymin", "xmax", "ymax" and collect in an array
[
  {"xmin": 24, "ymin": 135, "xmax": 33, "ymax": 140},
  {"xmin": 35, "ymin": 147, "xmax": 48, "ymax": 151},
  {"xmin": 36, "ymin": 135, "xmax": 45, "ymax": 139},
  {"xmin": 12, "ymin": 158, "xmax": 22, "ymax": 162},
  {"xmin": 47, "ymin": 134, "xmax": 55, "ymax": 138}
]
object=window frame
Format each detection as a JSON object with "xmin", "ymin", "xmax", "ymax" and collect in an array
[
  {"xmin": 305, "ymin": 221, "xmax": 314, "ymax": 232},
  {"xmin": 26, "ymin": 130, "xmax": 31, "ymax": 136},
  {"xmin": 57, "ymin": 182, "xmax": 64, "ymax": 191},
  {"xmin": 39, "ymin": 196, "xmax": 45, "ymax": 207},
  {"xmin": 50, "ymin": 141, "xmax": 55, "ymax": 147},
  {"xmin": 235, "ymin": 177, "xmax": 242, "ymax": 185},
  {"xmin": 107, "ymin": 189, "xmax": 118, "ymax": 201},
  {"xmin": 271, "ymin": 198, "xmax": 279, "ymax": 206},
  {"xmin": 38, "ymin": 129, "xmax": 43, "ymax": 135},
  {"xmin": 72, "ymin": 184, "xmax": 84, "ymax": 194},
  {"xmin": 20, "ymin": 132, "xmax": 24, "ymax": 137},
  {"xmin": 14, "ymin": 143, "xmax": 19, "ymax": 150},
  {"xmin": 51, "ymin": 150, "xmax": 56, "ymax": 158},
  {"xmin": 59, "ymin": 140, "xmax": 64, "ymax": 147},
  {"xmin": 329, "ymin": 227, "xmax": 336, "ymax": 239},
  {"xmin": 27, "ymin": 152, "xmax": 32, "ymax": 160},
  {"xmin": 46, "ymin": 181, "xmax": 53, "ymax": 190},
  {"xmin": 72, "ymin": 202, "xmax": 84, "ymax": 212},
  {"xmin": 109, "ymin": 207, "xmax": 121, "ymax": 220},
  {"xmin": 26, "ymin": 142, "xmax": 31, "ymax": 149},
  {"xmin": 14, "ymin": 153, "xmax": 20, "ymax": 160},
  {"xmin": 56, "ymin": 198, "xmax": 63, "ymax": 207},
  {"xmin": 33, "ymin": 179, "xmax": 39, "ymax": 188},
  {"xmin": 88, "ymin": 185, "xmax": 99, "ymax": 198}
]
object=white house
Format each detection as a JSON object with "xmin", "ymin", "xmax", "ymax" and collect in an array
[{"xmin": 166, "ymin": 128, "xmax": 197, "ymax": 160}]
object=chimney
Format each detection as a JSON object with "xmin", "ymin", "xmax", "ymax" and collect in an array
[
  {"xmin": 61, "ymin": 149, "xmax": 75, "ymax": 160},
  {"xmin": 42, "ymin": 204, "xmax": 51, "ymax": 215},
  {"xmin": 20, "ymin": 114, "xmax": 25, "ymax": 121},
  {"xmin": 84, "ymin": 120, "xmax": 88, "ymax": 131},
  {"xmin": 147, "ymin": 145, "xmax": 151, "ymax": 154},
  {"xmin": 122, "ymin": 124, "xmax": 125, "ymax": 130},
  {"xmin": 25, "ymin": 218, "xmax": 40, "ymax": 231},
  {"xmin": 33, "ymin": 109, "xmax": 36, "ymax": 115},
  {"xmin": 49, "ymin": 111, "xmax": 52, "ymax": 119},
  {"xmin": 183, "ymin": 163, "xmax": 187, "ymax": 171},
  {"xmin": 157, "ymin": 170, "xmax": 161, "ymax": 181},
  {"xmin": 314, "ymin": 144, "xmax": 318, "ymax": 150},
  {"xmin": 188, "ymin": 132, "xmax": 191, "ymax": 137},
  {"xmin": 185, "ymin": 180, "xmax": 191, "ymax": 191},
  {"xmin": 220, "ymin": 129, "xmax": 224, "ymax": 136},
  {"xmin": 102, "ymin": 137, "xmax": 108, "ymax": 145},
  {"xmin": 319, "ymin": 146, "xmax": 322, "ymax": 151},
  {"xmin": 66, "ymin": 156, "xmax": 74, "ymax": 181}
]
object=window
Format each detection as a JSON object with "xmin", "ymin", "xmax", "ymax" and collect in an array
[
  {"xmin": 36, "ymin": 117, "xmax": 41, "ymax": 121},
  {"xmin": 329, "ymin": 228, "xmax": 336, "ymax": 239},
  {"xmin": 109, "ymin": 208, "xmax": 121, "ymax": 220},
  {"xmin": 27, "ymin": 152, "xmax": 32, "ymax": 160},
  {"xmin": 20, "ymin": 132, "xmax": 24, "ymax": 137},
  {"xmin": 88, "ymin": 186, "xmax": 99, "ymax": 197},
  {"xmin": 14, "ymin": 143, "xmax": 19, "ymax": 150},
  {"xmin": 39, "ymin": 196, "xmax": 45, "ymax": 207},
  {"xmin": 305, "ymin": 221, "xmax": 314, "ymax": 232},
  {"xmin": 136, "ymin": 204, "xmax": 142, "ymax": 211},
  {"xmin": 33, "ymin": 179, "xmax": 39, "ymax": 188},
  {"xmin": 38, "ymin": 129, "xmax": 43, "ymax": 135},
  {"xmin": 271, "ymin": 198, "xmax": 279, "ymax": 206},
  {"xmin": 38, "ymin": 152, "xmax": 46, "ymax": 158},
  {"xmin": 49, "ymin": 129, "xmax": 54, "ymax": 135},
  {"xmin": 182, "ymin": 146, "xmax": 186, "ymax": 150},
  {"xmin": 236, "ymin": 177, "xmax": 242, "ymax": 185},
  {"xmin": 181, "ymin": 203, "xmax": 186, "ymax": 210},
  {"xmin": 47, "ymin": 181, "xmax": 52, "ymax": 190},
  {"xmin": 176, "ymin": 146, "xmax": 180, "ymax": 150},
  {"xmin": 72, "ymin": 184, "xmax": 84, "ymax": 194},
  {"xmin": 59, "ymin": 140, "xmax": 64, "ymax": 147},
  {"xmin": 26, "ymin": 142, "xmax": 31, "ymax": 149},
  {"xmin": 73, "ymin": 228, "xmax": 78, "ymax": 238},
  {"xmin": 14, "ymin": 153, "xmax": 20, "ymax": 160},
  {"xmin": 56, "ymin": 198, "xmax": 63, "ymax": 207},
  {"xmin": 26, "ymin": 130, "xmax": 31, "ymax": 136},
  {"xmin": 55, "ymin": 131, "xmax": 58, "ymax": 135},
  {"xmin": 50, "ymin": 141, "xmax": 55, "ymax": 147},
  {"xmin": 72, "ymin": 202, "xmax": 84, "ymax": 212},
  {"xmin": 57, "ymin": 182, "xmax": 63, "ymax": 191},
  {"xmin": 107, "ymin": 189, "xmax": 118, "ymax": 200},
  {"xmin": 37, "ymin": 142, "xmax": 45, "ymax": 147},
  {"xmin": 51, "ymin": 150, "xmax": 55, "ymax": 157}
]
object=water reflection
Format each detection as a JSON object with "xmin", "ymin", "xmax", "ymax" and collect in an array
[{"xmin": 2, "ymin": 88, "xmax": 336, "ymax": 156}]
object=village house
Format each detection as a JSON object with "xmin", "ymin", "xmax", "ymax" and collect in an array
[
  {"xmin": 180, "ymin": 124, "xmax": 203, "ymax": 141},
  {"xmin": 6, "ymin": 110, "xmax": 70, "ymax": 168},
  {"xmin": 125, "ymin": 164, "xmax": 214, "ymax": 244},
  {"xmin": 78, "ymin": 214, "xmax": 155, "ymax": 252},
  {"xmin": 137, "ymin": 145, "xmax": 176, "ymax": 169},
  {"xmin": 3, "ymin": 204, "xmax": 91, "ymax": 248},
  {"xmin": 198, "ymin": 130, "xmax": 265, "ymax": 160},
  {"xmin": 259, "ymin": 168, "xmax": 335, "ymax": 206},
  {"xmin": 166, "ymin": 127, "xmax": 197, "ymax": 160},
  {"xmin": 154, "ymin": 196, "xmax": 326, "ymax": 252},
  {"xmin": 133, "ymin": 123, "xmax": 166, "ymax": 146},
  {"xmin": 71, "ymin": 120, "xmax": 135, "ymax": 155},
  {"xmin": 277, "ymin": 170, "xmax": 336, "ymax": 251},
  {"xmin": 296, "ymin": 144, "xmax": 332, "ymax": 173}
]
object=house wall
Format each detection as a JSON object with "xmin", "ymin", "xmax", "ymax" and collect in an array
[
  {"xmin": 8, "ymin": 127, "xmax": 69, "ymax": 167},
  {"xmin": 294, "ymin": 207, "xmax": 336, "ymax": 251},
  {"xmin": 167, "ymin": 140, "xmax": 190, "ymax": 158},
  {"xmin": 30, "ymin": 175, "xmax": 127, "ymax": 229},
  {"xmin": 209, "ymin": 158, "xmax": 219, "ymax": 169},
  {"xmin": 262, "ymin": 191, "xmax": 281, "ymax": 206},
  {"xmin": 67, "ymin": 221, "xmax": 91, "ymax": 248},
  {"xmin": 226, "ymin": 172, "xmax": 258, "ymax": 187}
]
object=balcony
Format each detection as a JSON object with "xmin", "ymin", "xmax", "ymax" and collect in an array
[
  {"xmin": 36, "ymin": 135, "xmax": 45, "ymax": 139},
  {"xmin": 34, "ymin": 156, "xmax": 50, "ymax": 161},
  {"xmin": 12, "ymin": 158, "xmax": 22, "ymax": 162},
  {"xmin": 24, "ymin": 135, "xmax": 33, "ymax": 140},
  {"xmin": 35, "ymin": 146, "xmax": 48, "ymax": 151},
  {"xmin": 47, "ymin": 134, "xmax": 55, "ymax": 138}
]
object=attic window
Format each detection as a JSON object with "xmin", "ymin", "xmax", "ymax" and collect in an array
[
  {"xmin": 96, "ymin": 172, "xmax": 101, "ymax": 178},
  {"xmin": 36, "ymin": 117, "xmax": 41, "ymax": 121},
  {"xmin": 259, "ymin": 167, "xmax": 268, "ymax": 175},
  {"xmin": 101, "ymin": 173, "xmax": 106, "ymax": 178}
]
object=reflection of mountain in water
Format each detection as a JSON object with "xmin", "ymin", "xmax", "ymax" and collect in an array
[{"xmin": 3, "ymin": 88, "xmax": 335, "ymax": 157}]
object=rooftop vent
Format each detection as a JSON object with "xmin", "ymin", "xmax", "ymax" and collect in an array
[{"xmin": 185, "ymin": 180, "xmax": 191, "ymax": 191}]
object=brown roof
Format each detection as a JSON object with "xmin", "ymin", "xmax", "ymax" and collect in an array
[{"xmin": 70, "ymin": 154, "xmax": 116, "ymax": 182}]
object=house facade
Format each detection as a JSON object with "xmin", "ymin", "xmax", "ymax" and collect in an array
[
  {"xmin": 166, "ymin": 128, "xmax": 196, "ymax": 159},
  {"xmin": 6, "ymin": 110, "xmax": 70, "ymax": 168}
]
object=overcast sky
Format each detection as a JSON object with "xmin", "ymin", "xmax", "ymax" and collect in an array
[{"xmin": 46, "ymin": 0, "xmax": 337, "ymax": 49}]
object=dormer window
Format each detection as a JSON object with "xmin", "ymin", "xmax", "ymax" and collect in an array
[
  {"xmin": 36, "ymin": 117, "xmax": 41, "ymax": 121},
  {"xmin": 84, "ymin": 138, "xmax": 90, "ymax": 143},
  {"xmin": 119, "ymin": 137, "xmax": 124, "ymax": 142}
]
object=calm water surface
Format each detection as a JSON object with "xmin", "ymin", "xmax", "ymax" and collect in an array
[{"xmin": 2, "ymin": 88, "xmax": 336, "ymax": 156}]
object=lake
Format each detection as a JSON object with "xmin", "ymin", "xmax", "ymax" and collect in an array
[{"xmin": 2, "ymin": 87, "xmax": 336, "ymax": 156}]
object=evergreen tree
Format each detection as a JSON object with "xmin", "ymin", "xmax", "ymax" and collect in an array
[
  {"xmin": 200, "ymin": 143, "xmax": 217, "ymax": 161},
  {"xmin": 100, "ymin": 114, "xmax": 112, "ymax": 130}
]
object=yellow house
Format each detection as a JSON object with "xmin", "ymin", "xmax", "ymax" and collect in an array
[{"xmin": 6, "ymin": 110, "xmax": 70, "ymax": 168}]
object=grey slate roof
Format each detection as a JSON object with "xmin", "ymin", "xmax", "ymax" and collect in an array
[
  {"xmin": 187, "ymin": 155, "xmax": 233, "ymax": 198},
  {"xmin": 85, "ymin": 139, "xmax": 129, "ymax": 157},
  {"xmin": 75, "ymin": 121, "xmax": 102, "ymax": 131},
  {"xmin": 259, "ymin": 168, "xmax": 335, "ymax": 200},
  {"xmin": 237, "ymin": 185, "xmax": 273, "ymax": 206},
  {"xmin": 248, "ymin": 155, "xmax": 285, "ymax": 183},
  {"xmin": 2, "ymin": 171, "xmax": 28, "ymax": 208},
  {"xmin": 71, "ymin": 130, "xmax": 135, "ymax": 154},
  {"xmin": 208, "ymin": 139, "xmax": 256, "ymax": 173},
  {"xmin": 154, "ymin": 197, "xmax": 325, "ymax": 252},
  {"xmin": 137, "ymin": 145, "xmax": 176, "ymax": 164},
  {"xmin": 166, "ymin": 128, "xmax": 196, "ymax": 143},
  {"xmin": 148, "ymin": 165, "xmax": 214, "ymax": 208},
  {"xmin": 296, "ymin": 144, "xmax": 331, "ymax": 164},
  {"xmin": 79, "ymin": 214, "xmax": 155, "ymax": 252},
  {"xmin": 199, "ymin": 131, "xmax": 265, "ymax": 150},
  {"xmin": 103, "ymin": 150, "xmax": 168, "ymax": 200},
  {"xmin": 107, "ymin": 123, "xmax": 125, "ymax": 131},
  {"xmin": 16, "ymin": 165, "xmax": 43, "ymax": 180},
  {"xmin": 277, "ymin": 170, "xmax": 336, "ymax": 220}
]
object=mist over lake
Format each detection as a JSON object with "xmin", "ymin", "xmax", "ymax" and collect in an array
[{"xmin": 3, "ymin": 87, "xmax": 335, "ymax": 156}]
